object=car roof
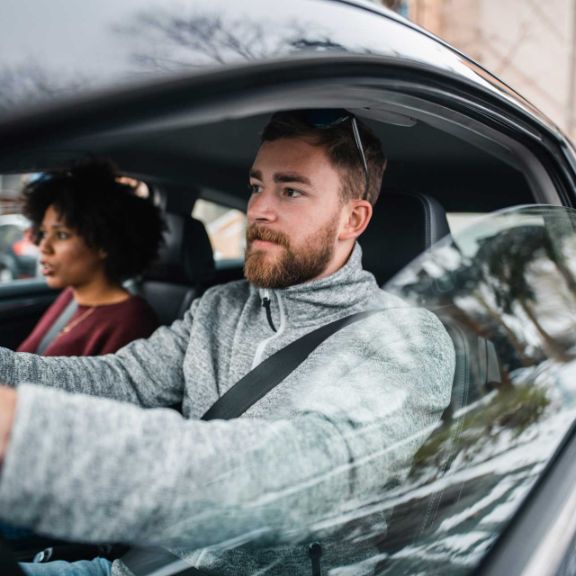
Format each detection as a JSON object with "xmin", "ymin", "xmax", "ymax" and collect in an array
[{"xmin": 0, "ymin": 0, "xmax": 551, "ymax": 127}]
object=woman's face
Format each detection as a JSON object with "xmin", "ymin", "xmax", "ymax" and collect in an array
[{"xmin": 37, "ymin": 205, "xmax": 108, "ymax": 290}]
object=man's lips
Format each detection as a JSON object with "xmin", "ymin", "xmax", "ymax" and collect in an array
[{"xmin": 251, "ymin": 239, "xmax": 281, "ymax": 248}]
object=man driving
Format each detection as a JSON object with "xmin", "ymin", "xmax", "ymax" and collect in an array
[{"xmin": 0, "ymin": 110, "xmax": 455, "ymax": 576}]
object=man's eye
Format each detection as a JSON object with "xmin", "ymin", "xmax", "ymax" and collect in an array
[
  {"xmin": 249, "ymin": 183, "xmax": 262, "ymax": 195},
  {"xmin": 56, "ymin": 231, "xmax": 70, "ymax": 240},
  {"xmin": 284, "ymin": 188, "xmax": 302, "ymax": 198}
]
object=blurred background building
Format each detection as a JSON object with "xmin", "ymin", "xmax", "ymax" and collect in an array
[{"xmin": 380, "ymin": 0, "xmax": 576, "ymax": 140}]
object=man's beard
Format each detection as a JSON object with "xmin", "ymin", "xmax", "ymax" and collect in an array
[{"xmin": 244, "ymin": 218, "xmax": 339, "ymax": 289}]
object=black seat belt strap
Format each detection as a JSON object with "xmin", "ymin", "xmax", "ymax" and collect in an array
[
  {"xmin": 202, "ymin": 309, "xmax": 380, "ymax": 420},
  {"xmin": 35, "ymin": 299, "xmax": 77, "ymax": 354},
  {"xmin": 122, "ymin": 309, "xmax": 380, "ymax": 576}
]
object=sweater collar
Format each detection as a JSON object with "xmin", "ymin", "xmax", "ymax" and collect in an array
[{"xmin": 252, "ymin": 243, "xmax": 380, "ymax": 327}]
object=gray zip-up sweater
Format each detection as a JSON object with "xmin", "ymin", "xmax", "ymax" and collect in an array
[{"xmin": 0, "ymin": 245, "xmax": 454, "ymax": 575}]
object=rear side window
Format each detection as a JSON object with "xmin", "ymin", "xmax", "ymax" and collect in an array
[
  {"xmin": 0, "ymin": 173, "xmax": 39, "ymax": 284},
  {"xmin": 192, "ymin": 198, "xmax": 246, "ymax": 263}
]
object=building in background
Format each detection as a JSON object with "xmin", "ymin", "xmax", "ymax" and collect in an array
[{"xmin": 381, "ymin": 0, "xmax": 576, "ymax": 141}]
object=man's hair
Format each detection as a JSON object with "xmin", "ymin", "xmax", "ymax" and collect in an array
[
  {"xmin": 261, "ymin": 110, "xmax": 387, "ymax": 206},
  {"xmin": 22, "ymin": 158, "xmax": 165, "ymax": 283}
]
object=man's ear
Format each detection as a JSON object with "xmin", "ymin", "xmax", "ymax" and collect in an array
[{"xmin": 339, "ymin": 200, "xmax": 373, "ymax": 241}]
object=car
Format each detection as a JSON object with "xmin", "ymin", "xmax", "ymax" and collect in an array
[
  {"xmin": 0, "ymin": 214, "xmax": 39, "ymax": 282},
  {"xmin": 1, "ymin": 1, "xmax": 576, "ymax": 575}
]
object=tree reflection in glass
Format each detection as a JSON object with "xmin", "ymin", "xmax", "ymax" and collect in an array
[
  {"xmin": 377, "ymin": 206, "xmax": 576, "ymax": 573},
  {"xmin": 116, "ymin": 10, "xmax": 349, "ymax": 70}
]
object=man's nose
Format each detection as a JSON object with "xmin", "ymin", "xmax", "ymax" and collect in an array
[{"xmin": 247, "ymin": 190, "xmax": 277, "ymax": 222}]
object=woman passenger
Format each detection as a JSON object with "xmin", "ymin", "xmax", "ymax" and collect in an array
[{"xmin": 17, "ymin": 159, "xmax": 165, "ymax": 356}]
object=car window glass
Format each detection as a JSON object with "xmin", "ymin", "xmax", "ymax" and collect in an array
[
  {"xmin": 150, "ymin": 204, "xmax": 576, "ymax": 576},
  {"xmin": 192, "ymin": 198, "xmax": 246, "ymax": 264},
  {"xmin": 0, "ymin": 173, "xmax": 39, "ymax": 284},
  {"xmin": 447, "ymin": 212, "xmax": 489, "ymax": 235},
  {"xmin": 378, "ymin": 205, "xmax": 576, "ymax": 574}
]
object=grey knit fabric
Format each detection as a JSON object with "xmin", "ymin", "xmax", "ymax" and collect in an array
[{"xmin": 0, "ymin": 244, "xmax": 455, "ymax": 575}]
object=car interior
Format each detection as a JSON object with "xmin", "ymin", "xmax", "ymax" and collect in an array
[
  {"xmin": 69, "ymin": 103, "xmax": 545, "ymax": 334},
  {"xmin": 0, "ymin": 104, "xmax": 541, "ymax": 341},
  {"xmin": 0, "ymin": 76, "xmax": 564, "ymax": 568}
]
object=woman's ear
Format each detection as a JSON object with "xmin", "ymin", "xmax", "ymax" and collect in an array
[
  {"xmin": 98, "ymin": 248, "xmax": 108, "ymax": 260},
  {"xmin": 339, "ymin": 200, "xmax": 373, "ymax": 241}
]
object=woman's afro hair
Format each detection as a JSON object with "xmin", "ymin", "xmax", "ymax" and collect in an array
[{"xmin": 22, "ymin": 158, "xmax": 166, "ymax": 283}]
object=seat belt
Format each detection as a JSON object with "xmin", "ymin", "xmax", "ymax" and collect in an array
[
  {"xmin": 35, "ymin": 299, "xmax": 78, "ymax": 354},
  {"xmin": 122, "ymin": 309, "xmax": 380, "ymax": 576},
  {"xmin": 202, "ymin": 309, "xmax": 380, "ymax": 420}
]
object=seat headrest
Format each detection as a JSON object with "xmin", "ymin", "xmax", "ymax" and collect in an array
[
  {"xmin": 146, "ymin": 214, "xmax": 215, "ymax": 284},
  {"xmin": 360, "ymin": 192, "xmax": 450, "ymax": 286}
]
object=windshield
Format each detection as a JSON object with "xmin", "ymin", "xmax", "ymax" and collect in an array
[{"xmin": 142, "ymin": 204, "xmax": 576, "ymax": 575}]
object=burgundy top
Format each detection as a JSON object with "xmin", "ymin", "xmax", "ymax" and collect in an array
[{"xmin": 18, "ymin": 288, "xmax": 160, "ymax": 356}]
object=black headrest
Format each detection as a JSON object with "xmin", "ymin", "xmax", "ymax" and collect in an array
[
  {"xmin": 360, "ymin": 192, "xmax": 450, "ymax": 286},
  {"xmin": 146, "ymin": 214, "xmax": 215, "ymax": 284}
]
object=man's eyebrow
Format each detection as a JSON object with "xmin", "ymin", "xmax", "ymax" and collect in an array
[
  {"xmin": 274, "ymin": 172, "xmax": 311, "ymax": 186},
  {"xmin": 249, "ymin": 169, "xmax": 312, "ymax": 186}
]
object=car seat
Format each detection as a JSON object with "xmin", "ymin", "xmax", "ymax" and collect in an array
[
  {"xmin": 360, "ymin": 191, "xmax": 450, "ymax": 285},
  {"xmin": 137, "ymin": 213, "xmax": 216, "ymax": 325}
]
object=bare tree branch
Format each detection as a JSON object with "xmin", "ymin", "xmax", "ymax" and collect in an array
[{"xmin": 115, "ymin": 10, "xmax": 351, "ymax": 71}]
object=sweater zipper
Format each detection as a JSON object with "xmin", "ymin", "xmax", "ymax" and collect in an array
[
  {"xmin": 252, "ymin": 289, "xmax": 286, "ymax": 369},
  {"xmin": 262, "ymin": 292, "xmax": 277, "ymax": 332}
]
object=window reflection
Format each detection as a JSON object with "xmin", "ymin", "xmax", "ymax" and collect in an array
[
  {"xmin": 377, "ymin": 206, "xmax": 576, "ymax": 573},
  {"xmin": 116, "ymin": 10, "xmax": 348, "ymax": 70},
  {"xmin": 150, "ymin": 206, "xmax": 576, "ymax": 575}
]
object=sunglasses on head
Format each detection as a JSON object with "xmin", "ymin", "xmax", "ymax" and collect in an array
[{"xmin": 280, "ymin": 109, "xmax": 370, "ymax": 200}]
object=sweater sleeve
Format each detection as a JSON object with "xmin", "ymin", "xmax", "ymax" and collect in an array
[
  {"xmin": 0, "ymin": 307, "xmax": 455, "ymax": 552},
  {"xmin": 0, "ymin": 299, "xmax": 198, "ymax": 408}
]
